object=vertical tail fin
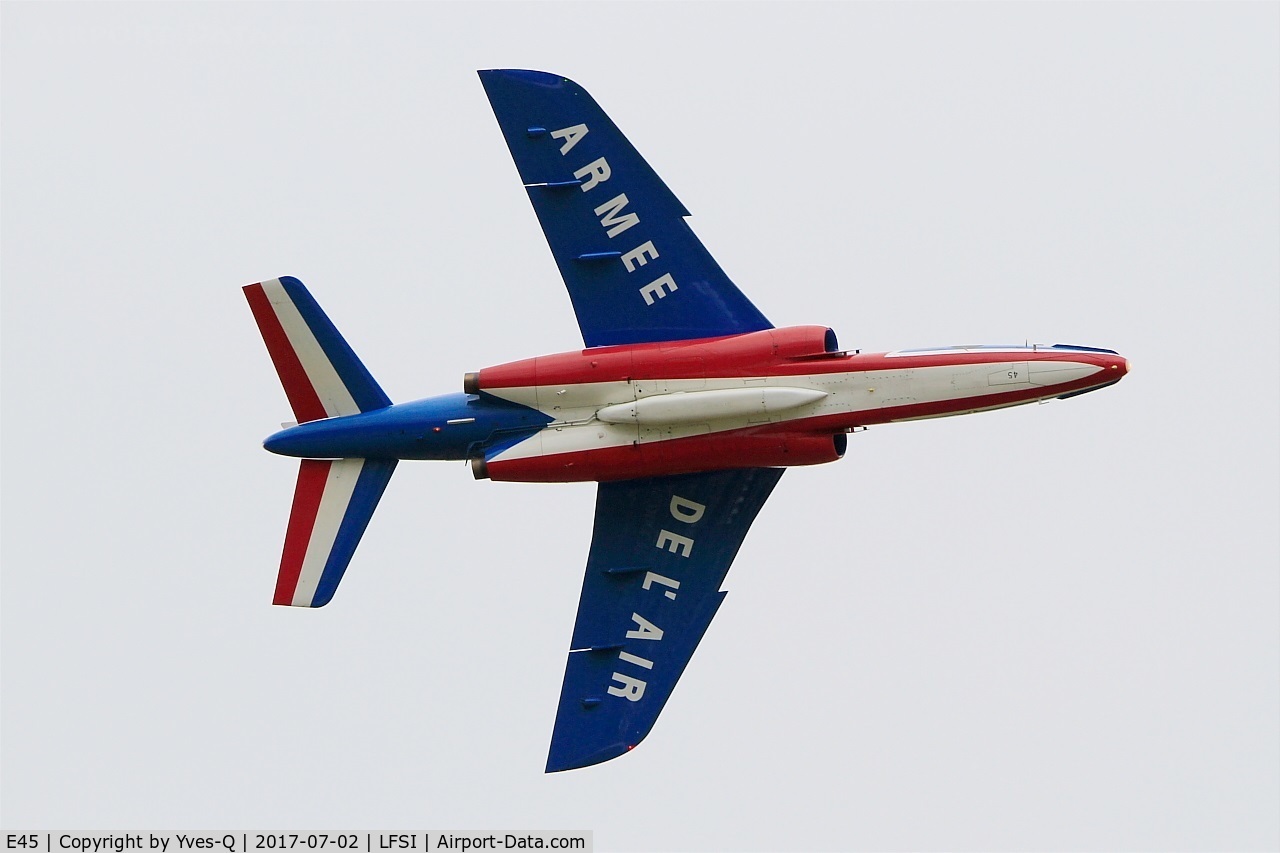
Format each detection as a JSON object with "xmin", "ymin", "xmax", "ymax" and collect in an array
[{"xmin": 243, "ymin": 276, "xmax": 391, "ymax": 423}]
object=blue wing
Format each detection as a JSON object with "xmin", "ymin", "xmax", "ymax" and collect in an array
[
  {"xmin": 546, "ymin": 467, "xmax": 784, "ymax": 772},
  {"xmin": 478, "ymin": 69, "xmax": 773, "ymax": 348}
]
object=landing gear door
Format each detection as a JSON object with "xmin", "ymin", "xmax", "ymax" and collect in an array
[{"xmin": 632, "ymin": 376, "xmax": 664, "ymax": 398}]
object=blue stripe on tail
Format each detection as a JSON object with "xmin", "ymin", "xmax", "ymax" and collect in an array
[{"xmin": 312, "ymin": 458, "xmax": 398, "ymax": 607}]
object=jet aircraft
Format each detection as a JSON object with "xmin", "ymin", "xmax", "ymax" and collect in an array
[{"xmin": 244, "ymin": 69, "xmax": 1129, "ymax": 773}]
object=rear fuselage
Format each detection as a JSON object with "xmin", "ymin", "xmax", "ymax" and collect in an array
[{"xmin": 263, "ymin": 326, "xmax": 1129, "ymax": 481}]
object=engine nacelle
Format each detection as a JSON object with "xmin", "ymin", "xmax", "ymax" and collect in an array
[
  {"xmin": 478, "ymin": 428, "xmax": 847, "ymax": 483},
  {"xmin": 767, "ymin": 325, "xmax": 841, "ymax": 359},
  {"xmin": 465, "ymin": 325, "xmax": 843, "ymax": 393},
  {"xmin": 463, "ymin": 326, "xmax": 849, "ymax": 483}
]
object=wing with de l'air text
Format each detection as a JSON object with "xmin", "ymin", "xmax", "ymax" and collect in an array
[
  {"xmin": 478, "ymin": 69, "xmax": 773, "ymax": 348},
  {"xmin": 546, "ymin": 467, "xmax": 784, "ymax": 772}
]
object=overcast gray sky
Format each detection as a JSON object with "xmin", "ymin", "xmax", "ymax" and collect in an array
[{"xmin": 3, "ymin": 3, "xmax": 1278, "ymax": 851}]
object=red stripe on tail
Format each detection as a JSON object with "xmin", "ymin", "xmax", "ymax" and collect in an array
[
  {"xmin": 274, "ymin": 459, "xmax": 331, "ymax": 605},
  {"xmin": 244, "ymin": 282, "xmax": 328, "ymax": 423}
]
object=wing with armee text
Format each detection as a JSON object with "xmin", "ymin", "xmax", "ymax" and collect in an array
[
  {"xmin": 478, "ymin": 69, "xmax": 773, "ymax": 348},
  {"xmin": 546, "ymin": 467, "xmax": 784, "ymax": 772}
]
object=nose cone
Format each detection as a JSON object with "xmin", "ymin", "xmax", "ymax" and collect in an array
[
  {"xmin": 1049, "ymin": 350, "xmax": 1129, "ymax": 401},
  {"xmin": 1105, "ymin": 353, "xmax": 1130, "ymax": 380}
]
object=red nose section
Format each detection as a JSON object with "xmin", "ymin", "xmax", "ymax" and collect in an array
[{"xmin": 1105, "ymin": 354, "xmax": 1130, "ymax": 378}]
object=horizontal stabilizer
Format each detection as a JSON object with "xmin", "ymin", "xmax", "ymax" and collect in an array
[
  {"xmin": 275, "ymin": 457, "xmax": 397, "ymax": 607},
  {"xmin": 244, "ymin": 277, "xmax": 391, "ymax": 423}
]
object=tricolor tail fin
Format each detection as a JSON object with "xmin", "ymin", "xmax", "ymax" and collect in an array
[
  {"xmin": 275, "ymin": 458, "xmax": 397, "ymax": 607},
  {"xmin": 244, "ymin": 276, "xmax": 391, "ymax": 423},
  {"xmin": 245, "ymin": 276, "xmax": 396, "ymax": 608}
]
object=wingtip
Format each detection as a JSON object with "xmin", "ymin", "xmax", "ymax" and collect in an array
[
  {"xmin": 478, "ymin": 69, "xmax": 572, "ymax": 88},
  {"xmin": 544, "ymin": 739, "xmax": 638, "ymax": 773}
]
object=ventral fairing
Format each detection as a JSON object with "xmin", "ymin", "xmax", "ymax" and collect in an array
[{"xmin": 243, "ymin": 69, "xmax": 1129, "ymax": 773}]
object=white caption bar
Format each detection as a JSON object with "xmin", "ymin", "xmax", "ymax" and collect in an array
[{"xmin": 1, "ymin": 834, "xmax": 591, "ymax": 853}]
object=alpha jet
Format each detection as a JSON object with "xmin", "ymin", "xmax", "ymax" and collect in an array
[{"xmin": 244, "ymin": 69, "xmax": 1129, "ymax": 772}]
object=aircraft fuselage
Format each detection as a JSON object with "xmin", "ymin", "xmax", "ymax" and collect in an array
[{"xmin": 264, "ymin": 326, "xmax": 1128, "ymax": 481}]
